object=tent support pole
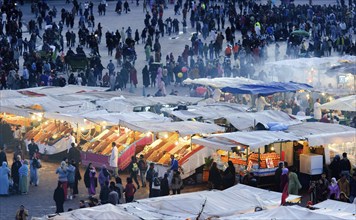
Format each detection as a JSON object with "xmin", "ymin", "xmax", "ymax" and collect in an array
[
  {"xmin": 280, "ymin": 142, "xmax": 282, "ymax": 160},
  {"xmin": 246, "ymin": 147, "xmax": 249, "ymax": 169},
  {"xmin": 258, "ymin": 148, "xmax": 260, "ymax": 169},
  {"xmin": 190, "ymin": 135, "xmax": 192, "ymax": 151},
  {"xmin": 76, "ymin": 123, "xmax": 81, "ymax": 144}
]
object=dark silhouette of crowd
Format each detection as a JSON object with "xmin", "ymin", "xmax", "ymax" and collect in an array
[{"xmin": 0, "ymin": 0, "xmax": 355, "ymax": 91}]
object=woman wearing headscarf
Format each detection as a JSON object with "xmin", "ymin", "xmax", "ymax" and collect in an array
[
  {"xmin": 280, "ymin": 168, "xmax": 289, "ymax": 192},
  {"xmin": 328, "ymin": 177, "xmax": 340, "ymax": 199},
  {"xmin": 30, "ymin": 155, "xmax": 41, "ymax": 186},
  {"xmin": 56, "ymin": 161, "xmax": 68, "ymax": 199},
  {"xmin": 19, "ymin": 160, "xmax": 29, "ymax": 194},
  {"xmin": 53, "ymin": 181, "xmax": 65, "ymax": 213},
  {"xmin": 288, "ymin": 167, "xmax": 302, "ymax": 195},
  {"xmin": 209, "ymin": 162, "xmax": 222, "ymax": 190},
  {"xmin": 0, "ymin": 161, "xmax": 10, "ymax": 195},
  {"xmin": 84, "ymin": 163, "xmax": 97, "ymax": 196},
  {"xmin": 329, "ymin": 155, "xmax": 341, "ymax": 180},
  {"xmin": 223, "ymin": 161, "xmax": 236, "ymax": 189},
  {"xmin": 72, "ymin": 161, "xmax": 81, "ymax": 197},
  {"xmin": 12, "ymin": 155, "xmax": 22, "ymax": 193},
  {"xmin": 171, "ymin": 170, "xmax": 183, "ymax": 194},
  {"xmin": 98, "ymin": 165, "xmax": 110, "ymax": 189}
]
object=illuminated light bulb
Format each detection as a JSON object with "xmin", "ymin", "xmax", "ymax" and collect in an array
[
  {"xmin": 321, "ymin": 93, "xmax": 325, "ymax": 96},
  {"xmin": 175, "ymin": 141, "xmax": 179, "ymax": 146},
  {"xmin": 146, "ymin": 132, "xmax": 151, "ymax": 137},
  {"xmin": 271, "ymin": 147, "xmax": 275, "ymax": 151},
  {"xmin": 164, "ymin": 134, "xmax": 168, "ymax": 139},
  {"xmin": 31, "ymin": 115, "xmax": 36, "ymax": 120},
  {"xmin": 60, "ymin": 120, "xmax": 64, "ymax": 123},
  {"xmin": 80, "ymin": 127, "xmax": 85, "ymax": 131},
  {"xmin": 237, "ymin": 145, "xmax": 241, "ymax": 150},
  {"xmin": 102, "ymin": 126, "xmax": 106, "ymax": 129}
]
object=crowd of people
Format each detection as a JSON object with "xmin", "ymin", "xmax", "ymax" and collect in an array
[
  {"xmin": 0, "ymin": 0, "xmax": 355, "ymax": 218},
  {"xmin": 0, "ymin": 0, "xmax": 354, "ymax": 92}
]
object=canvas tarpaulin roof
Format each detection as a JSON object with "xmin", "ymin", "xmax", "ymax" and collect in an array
[
  {"xmin": 193, "ymin": 122, "xmax": 355, "ymax": 150},
  {"xmin": 183, "ymin": 77, "xmax": 262, "ymax": 88},
  {"xmin": 313, "ymin": 199, "xmax": 356, "ymax": 215},
  {"xmin": 219, "ymin": 205, "xmax": 349, "ymax": 220},
  {"xmin": 161, "ymin": 103, "xmax": 248, "ymax": 121},
  {"xmin": 321, "ymin": 95, "xmax": 356, "ymax": 112},
  {"xmin": 221, "ymin": 81, "xmax": 313, "ymax": 95},
  {"xmin": 0, "ymin": 106, "xmax": 35, "ymax": 117},
  {"xmin": 120, "ymin": 184, "xmax": 300, "ymax": 219},
  {"xmin": 287, "ymin": 122, "xmax": 356, "ymax": 146},
  {"xmin": 83, "ymin": 111, "xmax": 171, "ymax": 125},
  {"xmin": 120, "ymin": 121, "xmax": 225, "ymax": 136},
  {"xmin": 224, "ymin": 110, "xmax": 301, "ymax": 131},
  {"xmin": 40, "ymin": 185, "xmax": 300, "ymax": 220},
  {"xmin": 97, "ymin": 95, "xmax": 202, "ymax": 112},
  {"xmin": 17, "ymin": 85, "xmax": 108, "ymax": 97},
  {"xmin": 192, "ymin": 130, "xmax": 300, "ymax": 150},
  {"xmin": 183, "ymin": 78, "xmax": 312, "ymax": 95},
  {"xmin": 48, "ymin": 204, "xmax": 140, "ymax": 220}
]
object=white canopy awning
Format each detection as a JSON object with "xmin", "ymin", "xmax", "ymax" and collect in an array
[
  {"xmin": 313, "ymin": 199, "xmax": 356, "ymax": 215},
  {"xmin": 38, "ymin": 185, "xmax": 300, "ymax": 220},
  {"xmin": 221, "ymin": 205, "xmax": 348, "ymax": 220},
  {"xmin": 49, "ymin": 204, "xmax": 139, "ymax": 220},
  {"xmin": 0, "ymin": 90, "xmax": 27, "ymax": 99},
  {"xmin": 119, "ymin": 184, "xmax": 300, "ymax": 219},
  {"xmin": 162, "ymin": 103, "xmax": 248, "ymax": 121},
  {"xmin": 98, "ymin": 95, "xmax": 203, "ymax": 112},
  {"xmin": 84, "ymin": 111, "xmax": 171, "ymax": 125},
  {"xmin": 192, "ymin": 131, "xmax": 300, "ymax": 150},
  {"xmin": 321, "ymin": 95, "xmax": 356, "ymax": 112},
  {"xmin": 287, "ymin": 122, "xmax": 356, "ymax": 146},
  {"xmin": 17, "ymin": 85, "xmax": 108, "ymax": 96},
  {"xmin": 193, "ymin": 122, "xmax": 355, "ymax": 150},
  {"xmin": 183, "ymin": 77, "xmax": 262, "ymax": 88},
  {"xmin": 121, "ymin": 121, "xmax": 225, "ymax": 136},
  {"xmin": 0, "ymin": 106, "xmax": 34, "ymax": 117},
  {"xmin": 225, "ymin": 110, "xmax": 301, "ymax": 131}
]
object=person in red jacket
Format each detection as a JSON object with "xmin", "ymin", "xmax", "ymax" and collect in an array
[{"xmin": 124, "ymin": 177, "xmax": 136, "ymax": 203}]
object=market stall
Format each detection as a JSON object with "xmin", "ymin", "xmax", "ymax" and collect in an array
[
  {"xmin": 287, "ymin": 122, "xmax": 356, "ymax": 170},
  {"xmin": 192, "ymin": 122, "xmax": 356, "ymax": 183},
  {"xmin": 192, "ymin": 131, "xmax": 300, "ymax": 181},
  {"xmin": 80, "ymin": 112, "xmax": 171, "ymax": 169},
  {"xmin": 23, "ymin": 120, "xmax": 75, "ymax": 155},
  {"xmin": 132, "ymin": 121, "xmax": 225, "ymax": 178}
]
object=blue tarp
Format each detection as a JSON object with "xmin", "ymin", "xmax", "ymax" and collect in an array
[{"xmin": 221, "ymin": 81, "xmax": 312, "ymax": 95}]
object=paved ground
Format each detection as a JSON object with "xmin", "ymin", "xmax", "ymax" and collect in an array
[
  {"xmin": 17, "ymin": 0, "xmax": 341, "ymax": 96},
  {"xmin": 0, "ymin": 152, "xmax": 207, "ymax": 219}
]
